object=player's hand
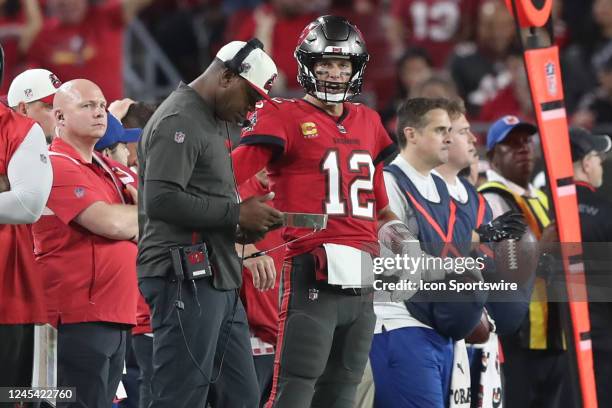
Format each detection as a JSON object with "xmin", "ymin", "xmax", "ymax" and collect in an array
[
  {"xmin": 476, "ymin": 211, "xmax": 527, "ymax": 243},
  {"xmin": 239, "ymin": 192, "xmax": 284, "ymax": 233},
  {"xmin": 244, "ymin": 255, "xmax": 276, "ymax": 291},
  {"xmin": 0, "ymin": 175, "xmax": 10, "ymax": 193}
]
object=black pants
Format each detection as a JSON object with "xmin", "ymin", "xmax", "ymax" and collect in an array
[
  {"xmin": 132, "ymin": 335, "xmax": 153, "ymax": 408},
  {"xmin": 266, "ymin": 253, "xmax": 376, "ymax": 408},
  {"xmin": 57, "ymin": 322, "xmax": 128, "ymax": 408},
  {"xmin": 0, "ymin": 324, "xmax": 34, "ymax": 387},
  {"xmin": 254, "ymin": 354, "xmax": 274, "ymax": 408},
  {"xmin": 0, "ymin": 324, "xmax": 35, "ymax": 408},
  {"xmin": 500, "ymin": 337, "xmax": 568, "ymax": 408},
  {"xmin": 593, "ymin": 347, "xmax": 612, "ymax": 408},
  {"xmin": 139, "ymin": 276, "xmax": 259, "ymax": 408}
]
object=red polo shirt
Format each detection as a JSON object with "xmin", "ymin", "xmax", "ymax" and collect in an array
[
  {"xmin": 0, "ymin": 104, "xmax": 47, "ymax": 324},
  {"xmin": 32, "ymin": 138, "xmax": 138, "ymax": 326}
]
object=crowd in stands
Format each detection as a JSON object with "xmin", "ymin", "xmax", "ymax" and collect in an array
[{"xmin": 1, "ymin": 0, "xmax": 611, "ymax": 131}]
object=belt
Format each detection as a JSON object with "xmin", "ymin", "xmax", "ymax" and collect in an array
[{"xmin": 317, "ymin": 283, "xmax": 374, "ymax": 296}]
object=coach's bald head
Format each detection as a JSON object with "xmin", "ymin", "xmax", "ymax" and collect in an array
[{"xmin": 54, "ymin": 79, "xmax": 108, "ymax": 145}]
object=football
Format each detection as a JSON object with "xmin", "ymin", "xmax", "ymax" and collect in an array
[
  {"xmin": 491, "ymin": 228, "xmax": 539, "ymax": 285},
  {"xmin": 465, "ymin": 311, "xmax": 491, "ymax": 344}
]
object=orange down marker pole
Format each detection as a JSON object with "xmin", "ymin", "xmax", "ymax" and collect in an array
[{"xmin": 505, "ymin": 1, "xmax": 598, "ymax": 407}]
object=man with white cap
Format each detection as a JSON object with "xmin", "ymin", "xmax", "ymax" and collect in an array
[
  {"xmin": 8, "ymin": 68, "xmax": 62, "ymax": 143},
  {"xmin": 0, "ymin": 43, "xmax": 52, "ymax": 400},
  {"xmin": 137, "ymin": 39, "xmax": 283, "ymax": 407}
]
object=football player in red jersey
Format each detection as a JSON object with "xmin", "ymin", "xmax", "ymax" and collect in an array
[{"xmin": 231, "ymin": 15, "xmax": 400, "ymax": 408}]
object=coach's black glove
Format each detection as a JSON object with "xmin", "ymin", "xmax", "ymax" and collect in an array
[{"xmin": 476, "ymin": 211, "xmax": 527, "ymax": 243}]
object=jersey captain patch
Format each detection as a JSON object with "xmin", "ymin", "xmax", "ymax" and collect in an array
[{"xmin": 301, "ymin": 122, "xmax": 318, "ymax": 138}]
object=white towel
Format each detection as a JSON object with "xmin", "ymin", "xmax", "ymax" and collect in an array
[
  {"xmin": 477, "ymin": 333, "xmax": 503, "ymax": 408},
  {"xmin": 450, "ymin": 340, "xmax": 471, "ymax": 408},
  {"xmin": 323, "ymin": 243, "xmax": 374, "ymax": 287}
]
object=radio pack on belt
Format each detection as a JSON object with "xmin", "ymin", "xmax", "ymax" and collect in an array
[{"xmin": 170, "ymin": 243, "xmax": 212, "ymax": 281}]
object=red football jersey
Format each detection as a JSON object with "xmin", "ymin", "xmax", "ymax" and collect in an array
[
  {"xmin": 391, "ymin": 0, "xmax": 479, "ymax": 67},
  {"xmin": 237, "ymin": 98, "xmax": 395, "ymax": 257}
]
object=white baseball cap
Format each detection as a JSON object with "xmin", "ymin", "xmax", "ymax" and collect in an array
[
  {"xmin": 8, "ymin": 68, "xmax": 62, "ymax": 108},
  {"xmin": 216, "ymin": 40, "xmax": 278, "ymax": 101}
]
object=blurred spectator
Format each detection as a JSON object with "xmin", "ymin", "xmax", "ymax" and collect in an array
[
  {"xmin": 140, "ymin": 0, "xmax": 206, "ymax": 83},
  {"xmin": 448, "ymin": 0, "xmax": 516, "ymax": 117},
  {"xmin": 0, "ymin": 0, "xmax": 43, "ymax": 94},
  {"xmin": 552, "ymin": 0, "xmax": 569, "ymax": 49},
  {"xmin": 478, "ymin": 49, "xmax": 535, "ymax": 124},
  {"xmin": 572, "ymin": 55, "xmax": 612, "ymax": 129},
  {"xmin": 122, "ymin": 100, "xmax": 156, "ymax": 169},
  {"xmin": 0, "ymin": 53, "xmax": 52, "ymax": 392},
  {"xmin": 387, "ymin": 0, "xmax": 480, "ymax": 67},
  {"xmin": 411, "ymin": 73, "xmax": 458, "ymax": 99},
  {"xmin": 562, "ymin": 0, "xmax": 612, "ymax": 112},
  {"xmin": 561, "ymin": 0, "xmax": 594, "ymax": 47},
  {"xmin": 94, "ymin": 113, "xmax": 141, "ymax": 167},
  {"xmin": 7, "ymin": 68, "xmax": 62, "ymax": 143},
  {"xmin": 27, "ymin": 0, "xmax": 153, "ymax": 103},
  {"xmin": 380, "ymin": 47, "xmax": 433, "ymax": 134},
  {"xmin": 382, "ymin": 72, "xmax": 456, "ymax": 139},
  {"xmin": 231, "ymin": 0, "xmax": 320, "ymax": 93},
  {"xmin": 222, "ymin": 0, "xmax": 262, "ymax": 16},
  {"xmin": 32, "ymin": 79, "xmax": 139, "ymax": 407}
]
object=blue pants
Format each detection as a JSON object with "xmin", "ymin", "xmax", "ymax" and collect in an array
[{"xmin": 370, "ymin": 326, "xmax": 453, "ymax": 408}]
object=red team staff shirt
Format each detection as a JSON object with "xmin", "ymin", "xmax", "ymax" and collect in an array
[
  {"xmin": 32, "ymin": 137, "xmax": 138, "ymax": 326},
  {"xmin": 0, "ymin": 104, "xmax": 47, "ymax": 324},
  {"xmin": 233, "ymin": 98, "xmax": 396, "ymax": 258}
]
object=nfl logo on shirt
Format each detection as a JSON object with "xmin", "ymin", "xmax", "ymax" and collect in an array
[
  {"xmin": 174, "ymin": 131, "xmax": 186, "ymax": 144},
  {"xmin": 74, "ymin": 187, "xmax": 85, "ymax": 198}
]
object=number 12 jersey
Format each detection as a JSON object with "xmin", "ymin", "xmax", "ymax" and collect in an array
[{"xmin": 237, "ymin": 98, "xmax": 396, "ymax": 257}]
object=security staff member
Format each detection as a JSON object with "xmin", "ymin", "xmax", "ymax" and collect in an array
[
  {"xmin": 480, "ymin": 116, "xmax": 564, "ymax": 408},
  {"xmin": 568, "ymin": 126, "xmax": 612, "ymax": 407},
  {"xmin": 137, "ymin": 40, "xmax": 283, "ymax": 408}
]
